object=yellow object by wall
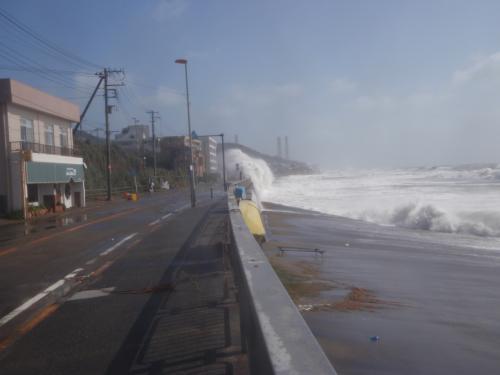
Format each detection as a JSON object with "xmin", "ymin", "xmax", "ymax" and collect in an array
[{"xmin": 239, "ymin": 200, "xmax": 266, "ymax": 237}]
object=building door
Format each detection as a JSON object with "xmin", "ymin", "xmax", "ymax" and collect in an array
[
  {"xmin": 74, "ymin": 192, "xmax": 81, "ymax": 208},
  {"xmin": 43, "ymin": 195, "xmax": 55, "ymax": 211}
]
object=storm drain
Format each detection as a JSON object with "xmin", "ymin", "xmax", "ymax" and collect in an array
[{"xmin": 139, "ymin": 307, "xmax": 226, "ymax": 365}]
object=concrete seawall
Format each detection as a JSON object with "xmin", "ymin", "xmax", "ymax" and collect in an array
[{"xmin": 228, "ymin": 195, "xmax": 337, "ymax": 374}]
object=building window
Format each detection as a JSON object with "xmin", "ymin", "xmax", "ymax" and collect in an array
[
  {"xmin": 60, "ymin": 127, "xmax": 68, "ymax": 148},
  {"xmin": 44, "ymin": 124, "xmax": 54, "ymax": 146},
  {"xmin": 20, "ymin": 118, "xmax": 34, "ymax": 143}
]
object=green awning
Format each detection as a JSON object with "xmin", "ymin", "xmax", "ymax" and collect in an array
[{"xmin": 26, "ymin": 161, "xmax": 84, "ymax": 184}]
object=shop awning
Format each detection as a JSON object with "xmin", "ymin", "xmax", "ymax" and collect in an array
[{"xmin": 26, "ymin": 161, "xmax": 84, "ymax": 184}]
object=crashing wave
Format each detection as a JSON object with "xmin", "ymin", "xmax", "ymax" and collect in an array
[
  {"xmin": 226, "ymin": 149, "xmax": 274, "ymax": 205},
  {"xmin": 360, "ymin": 203, "xmax": 500, "ymax": 237}
]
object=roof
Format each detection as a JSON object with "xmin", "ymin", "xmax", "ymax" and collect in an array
[{"xmin": 0, "ymin": 79, "xmax": 80, "ymax": 122}]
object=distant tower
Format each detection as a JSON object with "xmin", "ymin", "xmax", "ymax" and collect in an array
[
  {"xmin": 277, "ymin": 136, "xmax": 282, "ymax": 158},
  {"xmin": 284, "ymin": 136, "xmax": 289, "ymax": 160},
  {"xmin": 235, "ymin": 134, "xmax": 239, "ymax": 144}
]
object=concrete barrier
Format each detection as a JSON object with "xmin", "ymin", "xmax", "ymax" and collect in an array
[{"xmin": 228, "ymin": 197, "xmax": 338, "ymax": 374}]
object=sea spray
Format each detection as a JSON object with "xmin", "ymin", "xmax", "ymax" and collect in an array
[
  {"xmin": 226, "ymin": 149, "xmax": 274, "ymax": 206},
  {"xmin": 264, "ymin": 166, "xmax": 500, "ymax": 238}
]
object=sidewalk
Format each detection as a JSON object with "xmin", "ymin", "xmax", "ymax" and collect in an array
[{"xmin": 106, "ymin": 201, "xmax": 248, "ymax": 374}]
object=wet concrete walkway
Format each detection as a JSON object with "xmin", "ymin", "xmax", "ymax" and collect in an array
[
  {"xmin": 0, "ymin": 198, "xmax": 248, "ymax": 375},
  {"xmin": 106, "ymin": 202, "xmax": 248, "ymax": 374}
]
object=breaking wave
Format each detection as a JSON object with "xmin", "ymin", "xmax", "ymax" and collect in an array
[
  {"xmin": 226, "ymin": 149, "xmax": 274, "ymax": 204},
  {"xmin": 360, "ymin": 203, "xmax": 500, "ymax": 237},
  {"xmin": 225, "ymin": 150, "xmax": 500, "ymax": 238}
]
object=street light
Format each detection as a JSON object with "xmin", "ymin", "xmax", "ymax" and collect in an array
[{"xmin": 175, "ymin": 58, "xmax": 196, "ymax": 208}]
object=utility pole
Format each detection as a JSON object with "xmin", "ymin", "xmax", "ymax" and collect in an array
[
  {"xmin": 175, "ymin": 58, "xmax": 196, "ymax": 208},
  {"xmin": 221, "ymin": 133, "xmax": 226, "ymax": 191},
  {"xmin": 102, "ymin": 68, "xmax": 125, "ymax": 201},
  {"xmin": 104, "ymin": 68, "xmax": 111, "ymax": 201},
  {"xmin": 146, "ymin": 110, "xmax": 160, "ymax": 177}
]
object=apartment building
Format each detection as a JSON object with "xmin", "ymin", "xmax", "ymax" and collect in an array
[
  {"xmin": 199, "ymin": 136, "xmax": 218, "ymax": 175},
  {"xmin": 159, "ymin": 135, "xmax": 206, "ymax": 177},
  {"xmin": 115, "ymin": 124, "xmax": 150, "ymax": 151},
  {"xmin": 0, "ymin": 79, "xmax": 85, "ymax": 216}
]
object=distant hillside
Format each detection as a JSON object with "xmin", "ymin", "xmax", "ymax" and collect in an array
[
  {"xmin": 222, "ymin": 143, "xmax": 316, "ymax": 176},
  {"xmin": 75, "ymin": 131, "xmax": 194, "ymax": 191}
]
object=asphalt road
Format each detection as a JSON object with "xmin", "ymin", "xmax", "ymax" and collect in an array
[{"xmin": 0, "ymin": 190, "xmax": 247, "ymax": 374}]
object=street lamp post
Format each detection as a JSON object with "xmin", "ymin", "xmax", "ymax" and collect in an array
[{"xmin": 175, "ymin": 58, "xmax": 196, "ymax": 208}]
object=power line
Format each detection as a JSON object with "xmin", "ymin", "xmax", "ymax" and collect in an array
[
  {"xmin": 0, "ymin": 48, "xmax": 93, "ymax": 94},
  {"xmin": 0, "ymin": 6, "xmax": 102, "ymax": 70},
  {"xmin": 0, "ymin": 21, "xmax": 96, "ymax": 72},
  {"xmin": 0, "ymin": 66, "xmax": 94, "ymax": 75},
  {"xmin": 0, "ymin": 41, "xmax": 96, "ymax": 90}
]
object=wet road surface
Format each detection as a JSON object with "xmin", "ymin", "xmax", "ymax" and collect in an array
[{"xmin": 0, "ymin": 192, "xmax": 248, "ymax": 374}]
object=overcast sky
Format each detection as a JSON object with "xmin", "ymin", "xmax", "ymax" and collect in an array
[{"xmin": 2, "ymin": 0, "xmax": 500, "ymax": 168}]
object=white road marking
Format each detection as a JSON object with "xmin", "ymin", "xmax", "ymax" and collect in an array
[
  {"xmin": 64, "ymin": 268, "xmax": 84, "ymax": 279},
  {"xmin": 99, "ymin": 233, "xmax": 138, "ymax": 257},
  {"xmin": 0, "ymin": 278, "xmax": 67, "ymax": 327},
  {"xmin": 44, "ymin": 279, "xmax": 65, "ymax": 292},
  {"xmin": 161, "ymin": 213, "xmax": 172, "ymax": 220},
  {"xmin": 0, "ymin": 232, "xmax": 139, "ymax": 328},
  {"xmin": 148, "ymin": 219, "xmax": 160, "ymax": 227},
  {"xmin": 68, "ymin": 287, "xmax": 115, "ymax": 301}
]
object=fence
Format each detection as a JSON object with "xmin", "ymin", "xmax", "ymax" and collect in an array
[
  {"xmin": 86, "ymin": 185, "xmax": 144, "ymax": 200},
  {"xmin": 9, "ymin": 141, "xmax": 80, "ymax": 157}
]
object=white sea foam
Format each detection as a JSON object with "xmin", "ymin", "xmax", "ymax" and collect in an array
[
  {"xmin": 227, "ymin": 150, "xmax": 500, "ymax": 238},
  {"xmin": 226, "ymin": 149, "xmax": 274, "ymax": 205}
]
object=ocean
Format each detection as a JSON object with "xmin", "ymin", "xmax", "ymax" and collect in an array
[{"xmin": 228, "ymin": 149, "xmax": 500, "ymax": 240}]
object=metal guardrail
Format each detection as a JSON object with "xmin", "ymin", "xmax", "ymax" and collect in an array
[
  {"xmin": 9, "ymin": 141, "xmax": 80, "ymax": 156},
  {"xmin": 86, "ymin": 186, "xmax": 145, "ymax": 199},
  {"xmin": 228, "ymin": 197, "xmax": 337, "ymax": 374}
]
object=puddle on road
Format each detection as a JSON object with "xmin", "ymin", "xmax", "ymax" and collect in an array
[{"xmin": 0, "ymin": 213, "xmax": 89, "ymax": 245}]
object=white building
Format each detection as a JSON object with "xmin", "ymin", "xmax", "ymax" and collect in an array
[
  {"xmin": 114, "ymin": 124, "xmax": 150, "ymax": 150},
  {"xmin": 200, "ymin": 136, "xmax": 218, "ymax": 175},
  {"xmin": 0, "ymin": 79, "xmax": 85, "ymax": 216}
]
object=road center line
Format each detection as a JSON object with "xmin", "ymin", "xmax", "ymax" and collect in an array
[
  {"xmin": 161, "ymin": 213, "xmax": 172, "ymax": 220},
  {"xmin": 148, "ymin": 219, "xmax": 160, "ymax": 226},
  {"xmin": 0, "ymin": 232, "xmax": 139, "ymax": 329},
  {"xmin": 99, "ymin": 233, "xmax": 138, "ymax": 257},
  {"xmin": 0, "ymin": 278, "xmax": 66, "ymax": 327}
]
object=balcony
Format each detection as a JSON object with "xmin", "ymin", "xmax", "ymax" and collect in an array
[{"xmin": 9, "ymin": 141, "xmax": 81, "ymax": 157}]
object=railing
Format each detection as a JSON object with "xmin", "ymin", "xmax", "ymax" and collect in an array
[
  {"xmin": 228, "ymin": 196, "xmax": 337, "ymax": 374},
  {"xmin": 86, "ymin": 185, "xmax": 145, "ymax": 200},
  {"xmin": 9, "ymin": 141, "xmax": 81, "ymax": 156}
]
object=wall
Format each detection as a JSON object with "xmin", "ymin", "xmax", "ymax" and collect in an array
[
  {"xmin": 8, "ymin": 153, "xmax": 23, "ymax": 211},
  {"xmin": 228, "ymin": 196, "xmax": 337, "ymax": 374},
  {"xmin": 6, "ymin": 103, "xmax": 73, "ymax": 148},
  {"xmin": 0, "ymin": 103, "xmax": 8, "ymax": 212}
]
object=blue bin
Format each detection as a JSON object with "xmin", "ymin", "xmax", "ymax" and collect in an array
[{"xmin": 234, "ymin": 186, "xmax": 246, "ymax": 200}]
